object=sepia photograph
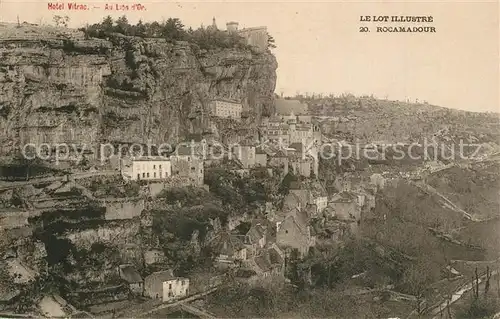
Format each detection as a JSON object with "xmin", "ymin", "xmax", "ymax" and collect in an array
[{"xmin": 0, "ymin": 0, "xmax": 498, "ymax": 318}]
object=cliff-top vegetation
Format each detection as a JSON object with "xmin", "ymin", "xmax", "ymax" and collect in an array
[{"xmin": 79, "ymin": 15, "xmax": 276, "ymax": 51}]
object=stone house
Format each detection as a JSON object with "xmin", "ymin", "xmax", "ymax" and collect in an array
[
  {"xmin": 268, "ymin": 149, "xmax": 289, "ymax": 174},
  {"xmin": 255, "ymin": 147, "xmax": 268, "ymax": 167},
  {"xmin": 120, "ymin": 157, "xmax": 172, "ymax": 181},
  {"xmin": 244, "ymin": 221, "xmax": 272, "ymax": 257},
  {"xmin": 276, "ymin": 209, "xmax": 312, "ymax": 257},
  {"xmin": 334, "ymin": 174, "xmax": 352, "ymax": 192},
  {"xmin": 370, "ymin": 173, "xmax": 386, "ymax": 190},
  {"xmin": 282, "ymin": 192, "xmax": 304, "ymax": 213},
  {"xmin": 289, "ymin": 181, "xmax": 328, "ymax": 216},
  {"xmin": 170, "ymin": 145, "xmax": 204, "ymax": 186},
  {"xmin": 144, "ymin": 249, "xmax": 165, "ymax": 266},
  {"xmin": 144, "ymin": 269, "xmax": 189, "ymax": 302},
  {"xmin": 232, "ymin": 144, "xmax": 256, "ymax": 168},
  {"xmin": 209, "ymin": 231, "xmax": 248, "ymax": 267},
  {"xmin": 162, "ymin": 276, "xmax": 189, "ymax": 303},
  {"xmin": 289, "ymin": 153, "xmax": 313, "ymax": 178},
  {"xmin": 251, "ymin": 245, "xmax": 285, "ymax": 278},
  {"xmin": 118, "ymin": 264, "xmax": 143, "ymax": 295},
  {"xmin": 328, "ymin": 192, "xmax": 361, "ymax": 221}
]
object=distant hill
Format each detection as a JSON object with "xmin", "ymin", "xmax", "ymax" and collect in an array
[
  {"xmin": 274, "ymin": 98, "xmax": 308, "ymax": 115},
  {"xmin": 302, "ymin": 96, "xmax": 500, "ymax": 145}
]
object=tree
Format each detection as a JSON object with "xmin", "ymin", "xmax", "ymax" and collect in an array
[
  {"xmin": 401, "ymin": 260, "xmax": 435, "ymax": 316},
  {"xmin": 115, "ymin": 15, "xmax": 130, "ymax": 34},
  {"xmin": 101, "ymin": 15, "xmax": 114, "ymax": 32},
  {"xmin": 162, "ymin": 18, "xmax": 186, "ymax": 42},
  {"xmin": 134, "ymin": 19, "xmax": 147, "ymax": 37},
  {"xmin": 267, "ymin": 33, "xmax": 276, "ymax": 49}
]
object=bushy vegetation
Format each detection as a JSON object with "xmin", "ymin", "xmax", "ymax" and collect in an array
[
  {"xmin": 86, "ymin": 177, "xmax": 140, "ymax": 198},
  {"xmin": 79, "ymin": 15, "xmax": 275, "ymax": 51},
  {"xmin": 204, "ymin": 168, "xmax": 269, "ymax": 210},
  {"xmin": 207, "ymin": 280, "xmax": 404, "ymax": 318}
]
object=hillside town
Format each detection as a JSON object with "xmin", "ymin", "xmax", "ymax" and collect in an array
[{"xmin": 0, "ymin": 10, "xmax": 499, "ymax": 319}]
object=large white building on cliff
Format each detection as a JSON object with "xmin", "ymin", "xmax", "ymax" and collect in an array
[
  {"xmin": 210, "ymin": 98, "xmax": 243, "ymax": 119},
  {"xmin": 121, "ymin": 157, "xmax": 172, "ymax": 181}
]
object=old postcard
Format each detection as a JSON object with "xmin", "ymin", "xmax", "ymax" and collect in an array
[{"xmin": 0, "ymin": 0, "xmax": 498, "ymax": 318}]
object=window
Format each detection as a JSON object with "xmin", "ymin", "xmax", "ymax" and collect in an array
[
  {"xmin": 147, "ymin": 172, "xmax": 150, "ymax": 178},
  {"xmin": 137, "ymin": 174, "xmax": 140, "ymax": 180},
  {"xmin": 154, "ymin": 172, "xmax": 156, "ymax": 178},
  {"xmin": 153, "ymin": 165, "xmax": 156, "ymax": 169},
  {"xmin": 142, "ymin": 173, "xmax": 145, "ymax": 178},
  {"xmin": 159, "ymin": 165, "xmax": 162, "ymax": 169},
  {"xmin": 169, "ymin": 283, "xmax": 172, "ymax": 289}
]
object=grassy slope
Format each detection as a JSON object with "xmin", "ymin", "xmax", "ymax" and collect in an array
[{"xmin": 426, "ymin": 161, "xmax": 500, "ymax": 220}]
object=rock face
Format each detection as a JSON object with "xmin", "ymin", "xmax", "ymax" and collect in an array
[{"xmin": 0, "ymin": 24, "xmax": 277, "ymax": 151}]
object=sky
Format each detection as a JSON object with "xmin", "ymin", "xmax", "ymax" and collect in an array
[{"xmin": 0, "ymin": 0, "xmax": 498, "ymax": 112}]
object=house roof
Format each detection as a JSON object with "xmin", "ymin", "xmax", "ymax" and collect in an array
[
  {"xmin": 268, "ymin": 246, "xmax": 284, "ymax": 264},
  {"xmin": 254, "ymin": 246, "xmax": 284, "ymax": 273},
  {"xmin": 246, "ymin": 223, "xmax": 266, "ymax": 243},
  {"xmin": 288, "ymin": 143, "xmax": 304, "ymax": 153},
  {"xmin": 270, "ymin": 149, "xmax": 288, "ymax": 158},
  {"xmin": 330, "ymin": 191, "xmax": 358, "ymax": 203},
  {"xmin": 289, "ymin": 181, "xmax": 303, "ymax": 190},
  {"xmin": 283, "ymin": 193, "xmax": 302, "ymax": 211},
  {"xmin": 210, "ymin": 231, "xmax": 246, "ymax": 256},
  {"xmin": 254, "ymin": 255, "xmax": 272, "ymax": 272},
  {"xmin": 255, "ymin": 146, "xmax": 268, "ymax": 155},
  {"xmin": 290, "ymin": 209, "xmax": 309, "ymax": 231},
  {"xmin": 212, "ymin": 98, "xmax": 241, "ymax": 104},
  {"xmin": 119, "ymin": 265, "xmax": 143, "ymax": 283},
  {"xmin": 145, "ymin": 270, "xmax": 176, "ymax": 283},
  {"xmin": 309, "ymin": 181, "xmax": 328, "ymax": 197}
]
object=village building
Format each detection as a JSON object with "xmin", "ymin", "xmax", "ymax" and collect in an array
[
  {"xmin": 288, "ymin": 153, "xmax": 314, "ymax": 178},
  {"xmin": 289, "ymin": 181, "xmax": 328, "ymax": 216},
  {"xmin": 370, "ymin": 173, "xmax": 386, "ymax": 190},
  {"xmin": 232, "ymin": 144, "xmax": 256, "ymax": 168},
  {"xmin": 243, "ymin": 220, "xmax": 274, "ymax": 257},
  {"xmin": 276, "ymin": 208, "xmax": 313, "ymax": 257},
  {"xmin": 144, "ymin": 270, "xmax": 189, "ymax": 302},
  {"xmin": 268, "ymin": 149, "xmax": 289, "ymax": 174},
  {"xmin": 170, "ymin": 144, "xmax": 205, "ymax": 186},
  {"xmin": 118, "ymin": 264, "xmax": 143, "ymax": 295},
  {"xmin": 327, "ymin": 192, "xmax": 362, "ymax": 222},
  {"xmin": 255, "ymin": 146, "xmax": 268, "ymax": 167},
  {"xmin": 209, "ymin": 231, "xmax": 248, "ymax": 267},
  {"xmin": 210, "ymin": 98, "xmax": 243, "ymax": 119},
  {"xmin": 225, "ymin": 22, "xmax": 268, "ymax": 52},
  {"xmin": 261, "ymin": 111, "xmax": 322, "ymax": 149},
  {"xmin": 144, "ymin": 249, "xmax": 165, "ymax": 266},
  {"xmin": 250, "ymin": 245, "xmax": 285, "ymax": 278},
  {"xmin": 120, "ymin": 157, "xmax": 172, "ymax": 181}
]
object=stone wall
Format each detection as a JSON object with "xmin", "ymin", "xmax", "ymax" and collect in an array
[{"xmin": 104, "ymin": 199, "xmax": 145, "ymax": 220}]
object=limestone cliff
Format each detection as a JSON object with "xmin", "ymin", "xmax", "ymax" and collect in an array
[{"xmin": 0, "ymin": 24, "xmax": 277, "ymax": 150}]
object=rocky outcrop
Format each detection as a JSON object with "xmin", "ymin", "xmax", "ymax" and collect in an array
[{"xmin": 0, "ymin": 23, "xmax": 278, "ymax": 151}]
